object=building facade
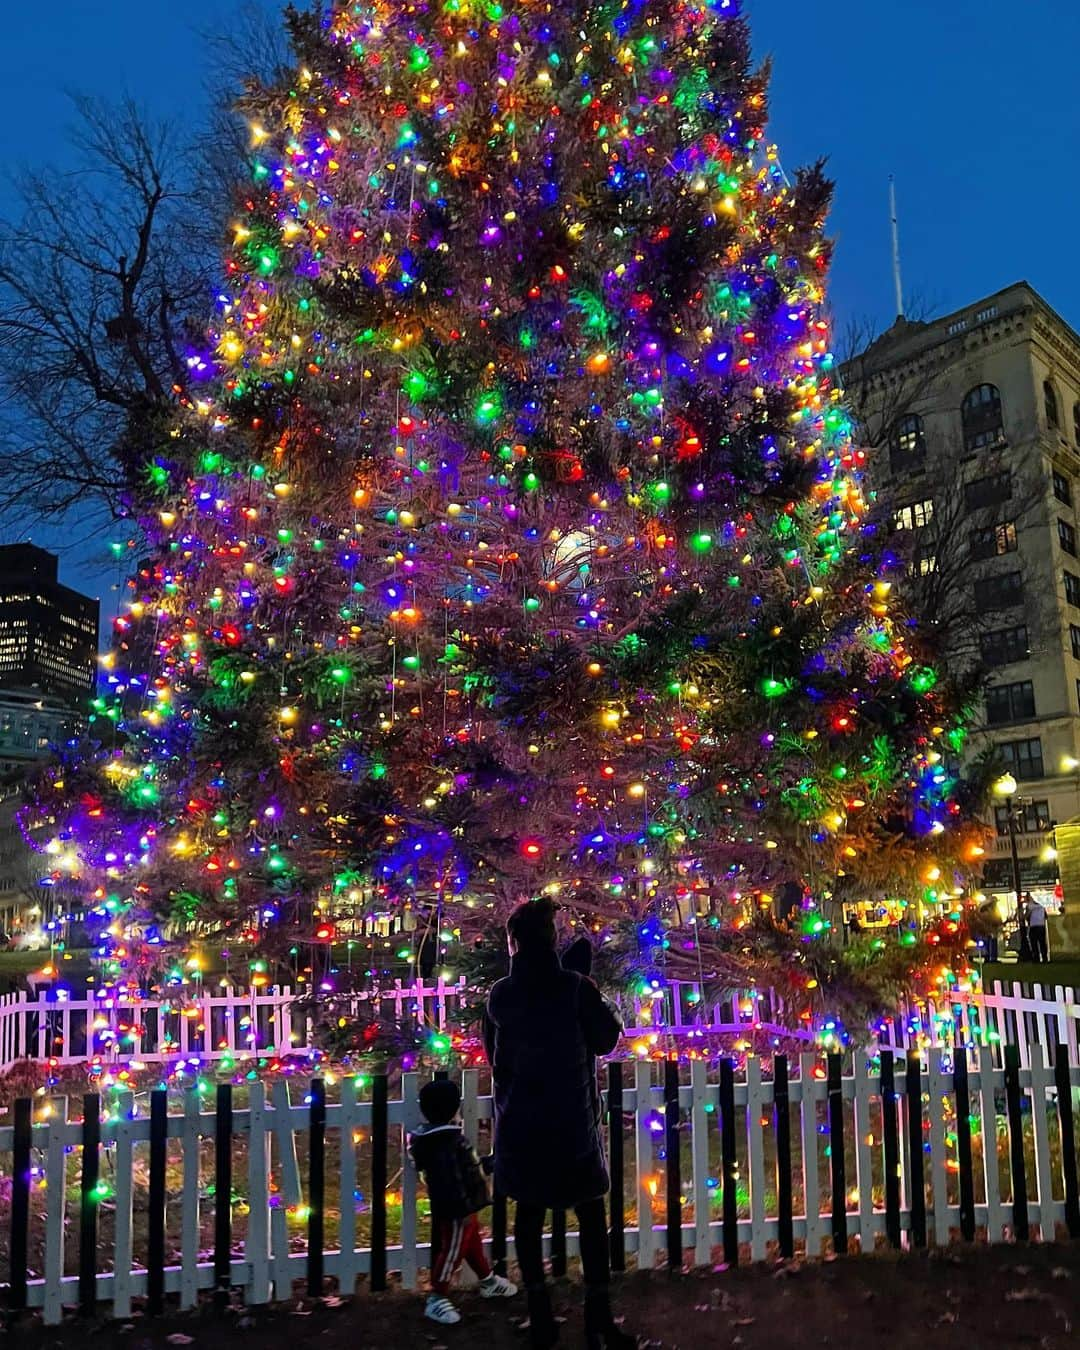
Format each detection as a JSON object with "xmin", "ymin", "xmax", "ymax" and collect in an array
[
  {"xmin": 0, "ymin": 544, "xmax": 99, "ymax": 705},
  {"xmin": 844, "ymin": 283, "xmax": 1080, "ymax": 953}
]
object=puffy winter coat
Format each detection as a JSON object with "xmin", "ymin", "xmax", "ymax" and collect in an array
[
  {"xmin": 409, "ymin": 1124, "xmax": 490, "ymax": 1220},
  {"xmin": 484, "ymin": 947, "xmax": 622, "ymax": 1209}
]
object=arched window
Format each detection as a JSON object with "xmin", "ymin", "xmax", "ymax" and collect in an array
[
  {"xmin": 1045, "ymin": 380, "xmax": 1060, "ymax": 430},
  {"xmin": 962, "ymin": 383, "xmax": 1004, "ymax": 451},
  {"xmin": 889, "ymin": 412, "xmax": 926, "ymax": 468}
]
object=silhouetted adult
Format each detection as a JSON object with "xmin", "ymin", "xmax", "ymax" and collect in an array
[{"xmin": 484, "ymin": 899, "xmax": 635, "ymax": 1349}]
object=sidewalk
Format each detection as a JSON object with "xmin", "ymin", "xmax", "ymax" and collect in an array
[{"xmin": 12, "ymin": 1243, "xmax": 1080, "ymax": 1350}]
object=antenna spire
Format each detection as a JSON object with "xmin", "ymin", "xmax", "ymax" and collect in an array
[{"xmin": 889, "ymin": 176, "xmax": 905, "ymax": 320}]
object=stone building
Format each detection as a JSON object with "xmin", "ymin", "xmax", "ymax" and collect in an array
[{"xmin": 843, "ymin": 282, "xmax": 1080, "ymax": 954}]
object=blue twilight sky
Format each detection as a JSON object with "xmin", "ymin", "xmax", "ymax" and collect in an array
[{"xmin": 2, "ymin": 0, "xmax": 1078, "ymax": 606}]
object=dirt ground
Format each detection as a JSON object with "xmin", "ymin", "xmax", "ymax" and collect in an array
[{"xmin": 7, "ymin": 1243, "xmax": 1080, "ymax": 1350}]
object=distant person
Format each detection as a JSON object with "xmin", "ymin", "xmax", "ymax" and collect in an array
[
  {"xmin": 1024, "ymin": 892, "xmax": 1049, "ymax": 963},
  {"xmin": 409, "ymin": 1078, "xmax": 517, "ymax": 1325},
  {"xmin": 485, "ymin": 899, "xmax": 636, "ymax": 1350}
]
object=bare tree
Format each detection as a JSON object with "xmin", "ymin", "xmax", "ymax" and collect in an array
[
  {"xmin": 0, "ymin": 97, "xmax": 210, "ymax": 522},
  {"xmin": 0, "ymin": 17, "xmax": 291, "ymax": 530}
]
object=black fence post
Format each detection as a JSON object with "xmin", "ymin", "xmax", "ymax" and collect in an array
[
  {"xmin": 1054, "ymin": 1044, "xmax": 1080, "ymax": 1238},
  {"xmin": 607, "ymin": 1063, "xmax": 625, "ymax": 1273},
  {"xmin": 905, "ymin": 1054, "xmax": 926, "ymax": 1247},
  {"xmin": 1004, "ymin": 1045, "xmax": 1029, "ymax": 1241},
  {"xmin": 664, "ymin": 1060, "xmax": 682, "ymax": 1271},
  {"xmin": 78, "ymin": 1094, "xmax": 100, "ymax": 1316},
  {"xmin": 308, "ymin": 1078, "xmax": 326, "ymax": 1296},
  {"xmin": 826, "ymin": 1055, "xmax": 846, "ymax": 1256},
  {"xmin": 370, "ymin": 1074, "xmax": 388, "ymax": 1291},
  {"xmin": 10, "ymin": 1097, "xmax": 31, "ymax": 1314},
  {"xmin": 719, "ymin": 1058, "xmax": 738, "ymax": 1267},
  {"xmin": 880, "ymin": 1052, "xmax": 901, "ymax": 1250},
  {"xmin": 954, "ymin": 1051, "xmax": 975, "ymax": 1241},
  {"xmin": 774, "ymin": 1056, "xmax": 794, "ymax": 1260},
  {"xmin": 147, "ymin": 1090, "xmax": 167, "ymax": 1316},
  {"xmin": 214, "ymin": 1084, "xmax": 233, "ymax": 1308}
]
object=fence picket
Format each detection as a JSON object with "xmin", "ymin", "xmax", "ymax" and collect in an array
[
  {"xmin": 10, "ymin": 1096, "xmax": 31, "ymax": 1312},
  {"xmin": 773, "ymin": 1056, "xmax": 794, "ymax": 1260},
  {"xmin": 953, "ymin": 1052, "xmax": 975, "ymax": 1242},
  {"xmin": 180, "ymin": 1087, "xmax": 202, "ymax": 1310},
  {"xmin": 43, "ymin": 1096, "xmax": 68, "ymax": 1325},
  {"xmin": 112, "ymin": 1089, "xmax": 136, "ymax": 1318},
  {"xmin": 338, "ymin": 1075, "xmax": 362, "ymax": 1295},
  {"xmin": 1004, "ymin": 1044, "xmax": 1029, "ymax": 1240},
  {"xmin": 978, "ymin": 1043, "xmax": 1006, "ymax": 1241},
  {"xmin": 904, "ymin": 1054, "xmax": 926, "ymax": 1248},
  {"xmin": 1028, "ymin": 1045, "xmax": 1056, "ymax": 1239},
  {"xmin": 853, "ymin": 1056, "xmax": 875, "ymax": 1250},
  {"xmin": 664, "ymin": 1060, "xmax": 682, "ymax": 1270},
  {"xmin": 928, "ymin": 1050, "xmax": 951, "ymax": 1247},
  {"xmin": 799, "ymin": 1054, "xmax": 824, "ymax": 1258},
  {"xmin": 719, "ymin": 1058, "xmax": 738, "ymax": 1266},
  {"xmin": 370, "ymin": 1073, "xmax": 388, "ymax": 1292},
  {"xmin": 689, "ymin": 1059, "xmax": 712, "ymax": 1267},
  {"xmin": 307, "ymin": 1079, "xmax": 326, "ymax": 1296},
  {"xmin": 78, "ymin": 1093, "xmax": 100, "ymax": 1316},
  {"xmin": 746, "ymin": 1058, "xmax": 767, "ymax": 1262},
  {"xmin": 634, "ymin": 1060, "xmax": 657, "ymax": 1270},
  {"xmin": 246, "ymin": 1082, "xmax": 272, "ymax": 1306}
]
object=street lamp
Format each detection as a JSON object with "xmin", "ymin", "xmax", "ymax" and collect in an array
[{"xmin": 994, "ymin": 772, "xmax": 1024, "ymax": 948}]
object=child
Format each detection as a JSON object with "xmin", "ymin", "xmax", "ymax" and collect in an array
[{"xmin": 410, "ymin": 1078, "xmax": 517, "ymax": 1325}]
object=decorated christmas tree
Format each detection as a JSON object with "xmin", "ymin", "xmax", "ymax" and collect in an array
[{"xmin": 39, "ymin": 0, "xmax": 986, "ymax": 1041}]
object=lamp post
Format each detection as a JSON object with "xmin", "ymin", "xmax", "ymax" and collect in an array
[{"xmin": 994, "ymin": 772, "xmax": 1025, "ymax": 955}]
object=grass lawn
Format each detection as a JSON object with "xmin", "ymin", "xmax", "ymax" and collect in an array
[
  {"xmin": 983, "ymin": 959, "xmax": 1080, "ymax": 988},
  {"xmin": 6, "ymin": 1240, "xmax": 1080, "ymax": 1349}
]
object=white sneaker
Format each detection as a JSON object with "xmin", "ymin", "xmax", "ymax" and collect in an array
[
  {"xmin": 479, "ymin": 1273, "xmax": 518, "ymax": 1299},
  {"xmin": 425, "ymin": 1295, "xmax": 462, "ymax": 1324}
]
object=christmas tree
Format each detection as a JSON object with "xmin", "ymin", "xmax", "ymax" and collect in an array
[{"xmin": 40, "ymin": 0, "xmax": 985, "ymax": 1039}]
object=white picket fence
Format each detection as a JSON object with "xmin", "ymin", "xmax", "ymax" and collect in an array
[
  {"xmin": 11, "ymin": 1046, "xmax": 1080, "ymax": 1322},
  {"xmin": 0, "ymin": 977, "xmax": 809, "ymax": 1072},
  {"xmin": 880, "ymin": 980, "xmax": 1080, "ymax": 1068}
]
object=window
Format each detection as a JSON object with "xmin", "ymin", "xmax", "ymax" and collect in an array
[
  {"xmin": 948, "ymin": 319, "xmax": 969, "ymax": 336},
  {"xmin": 970, "ymin": 521, "xmax": 1018, "ymax": 559},
  {"xmin": 999, "ymin": 736, "xmax": 1044, "ymax": 781},
  {"xmin": 981, "ymin": 625, "xmax": 1029, "ymax": 667},
  {"xmin": 890, "ymin": 413, "xmax": 926, "ymax": 469},
  {"xmin": 894, "ymin": 497, "xmax": 934, "ymax": 530},
  {"xmin": 1061, "ymin": 520, "xmax": 1078, "ymax": 556},
  {"xmin": 962, "ymin": 383, "xmax": 1005, "ymax": 451},
  {"xmin": 1073, "ymin": 625, "xmax": 1080, "ymax": 659},
  {"xmin": 976, "ymin": 306, "xmax": 999, "ymax": 324},
  {"xmin": 986, "ymin": 680, "xmax": 1036, "ymax": 725},
  {"xmin": 1067, "ymin": 572, "xmax": 1080, "ymax": 607},
  {"xmin": 965, "ymin": 470, "xmax": 1012, "ymax": 510},
  {"xmin": 974, "ymin": 570, "xmax": 1024, "ymax": 613},
  {"xmin": 1045, "ymin": 380, "xmax": 1060, "ymax": 430},
  {"xmin": 910, "ymin": 546, "xmax": 937, "ymax": 577},
  {"xmin": 994, "ymin": 800, "xmax": 1051, "ymax": 837},
  {"xmin": 1075, "ymin": 403, "xmax": 1080, "ymax": 448},
  {"xmin": 1054, "ymin": 469, "xmax": 1073, "ymax": 505}
]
